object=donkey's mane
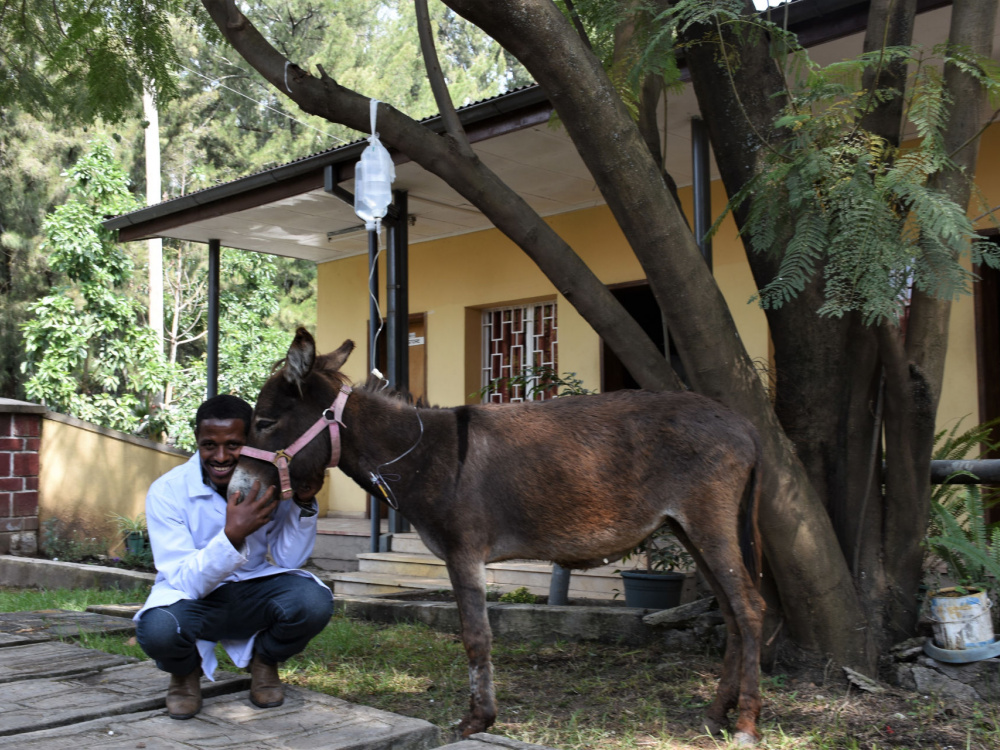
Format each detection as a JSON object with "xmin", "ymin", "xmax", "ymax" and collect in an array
[{"xmin": 357, "ymin": 374, "xmax": 438, "ymax": 409}]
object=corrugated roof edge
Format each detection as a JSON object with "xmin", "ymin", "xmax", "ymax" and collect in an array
[{"xmin": 103, "ymin": 84, "xmax": 548, "ymax": 230}]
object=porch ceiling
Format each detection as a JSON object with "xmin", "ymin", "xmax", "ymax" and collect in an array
[{"xmin": 105, "ymin": 2, "xmax": 993, "ymax": 265}]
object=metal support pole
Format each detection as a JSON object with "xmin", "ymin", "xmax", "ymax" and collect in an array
[
  {"xmin": 368, "ymin": 229, "xmax": 382, "ymax": 552},
  {"xmin": 206, "ymin": 239, "xmax": 220, "ymax": 400},
  {"xmin": 386, "ymin": 191, "xmax": 410, "ymax": 536},
  {"xmin": 549, "ymin": 564, "xmax": 571, "ymax": 605},
  {"xmin": 691, "ymin": 117, "xmax": 713, "ymax": 271},
  {"xmin": 930, "ymin": 460, "xmax": 1000, "ymax": 484}
]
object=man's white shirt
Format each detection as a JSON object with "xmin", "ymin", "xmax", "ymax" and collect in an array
[{"xmin": 133, "ymin": 454, "xmax": 330, "ymax": 678}]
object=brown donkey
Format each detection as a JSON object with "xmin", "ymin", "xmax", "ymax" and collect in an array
[{"xmin": 230, "ymin": 328, "xmax": 766, "ymax": 744}]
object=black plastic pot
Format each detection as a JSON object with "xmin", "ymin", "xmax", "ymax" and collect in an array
[
  {"xmin": 620, "ymin": 570, "xmax": 685, "ymax": 610},
  {"xmin": 124, "ymin": 531, "xmax": 147, "ymax": 555}
]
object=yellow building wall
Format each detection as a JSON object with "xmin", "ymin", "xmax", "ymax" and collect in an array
[
  {"xmin": 315, "ymin": 123, "xmax": 998, "ymax": 515},
  {"xmin": 39, "ymin": 413, "xmax": 189, "ymax": 555}
]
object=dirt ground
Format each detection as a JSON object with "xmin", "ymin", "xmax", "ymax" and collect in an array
[
  {"xmin": 360, "ymin": 589, "xmax": 998, "ymax": 748},
  {"xmin": 484, "ymin": 642, "xmax": 998, "ymax": 748}
]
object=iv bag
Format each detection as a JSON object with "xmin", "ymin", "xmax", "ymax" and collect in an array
[{"xmin": 354, "ymin": 100, "xmax": 395, "ymax": 232}]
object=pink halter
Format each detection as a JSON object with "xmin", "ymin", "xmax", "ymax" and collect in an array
[{"xmin": 239, "ymin": 386, "xmax": 351, "ymax": 500}]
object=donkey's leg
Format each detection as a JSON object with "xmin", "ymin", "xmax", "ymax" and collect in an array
[
  {"xmin": 672, "ymin": 520, "xmax": 764, "ymax": 745},
  {"xmin": 672, "ymin": 528, "xmax": 742, "ymax": 734},
  {"xmin": 446, "ymin": 556, "xmax": 497, "ymax": 737}
]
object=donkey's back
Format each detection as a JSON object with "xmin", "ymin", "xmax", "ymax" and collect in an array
[{"xmin": 445, "ymin": 389, "xmax": 761, "ymax": 569}]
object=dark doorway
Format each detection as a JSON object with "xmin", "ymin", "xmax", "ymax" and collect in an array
[
  {"xmin": 975, "ymin": 234, "xmax": 1000, "ymax": 524},
  {"xmin": 601, "ymin": 283, "xmax": 685, "ymax": 391}
]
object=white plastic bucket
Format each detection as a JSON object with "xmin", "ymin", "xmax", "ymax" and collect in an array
[{"xmin": 927, "ymin": 587, "xmax": 995, "ymax": 650}]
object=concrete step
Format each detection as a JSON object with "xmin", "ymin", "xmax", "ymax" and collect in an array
[
  {"xmin": 311, "ymin": 519, "xmax": 424, "ymax": 571},
  {"xmin": 392, "ymin": 532, "xmax": 431, "ymax": 555},
  {"xmin": 311, "ymin": 530, "xmax": 370, "ymax": 572},
  {"xmin": 328, "ymin": 551, "xmax": 625, "ymax": 600},
  {"xmin": 358, "ymin": 552, "xmax": 450, "ymax": 579},
  {"xmin": 321, "ymin": 570, "xmax": 552, "ymax": 599},
  {"xmin": 320, "ymin": 570, "xmax": 442, "ymax": 596}
]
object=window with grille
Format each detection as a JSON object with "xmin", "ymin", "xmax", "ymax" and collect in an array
[{"xmin": 481, "ymin": 302, "xmax": 557, "ymax": 403}]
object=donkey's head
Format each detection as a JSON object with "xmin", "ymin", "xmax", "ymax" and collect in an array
[{"xmin": 228, "ymin": 328, "xmax": 354, "ymax": 505}]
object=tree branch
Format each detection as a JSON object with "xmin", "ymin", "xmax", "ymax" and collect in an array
[
  {"xmin": 563, "ymin": 0, "xmax": 593, "ymax": 51},
  {"xmin": 414, "ymin": 0, "xmax": 475, "ymax": 159}
]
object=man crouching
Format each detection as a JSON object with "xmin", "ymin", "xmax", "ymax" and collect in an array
[{"xmin": 134, "ymin": 394, "xmax": 333, "ymax": 718}]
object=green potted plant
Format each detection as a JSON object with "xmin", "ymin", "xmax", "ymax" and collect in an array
[
  {"xmin": 921, "ymin": 418, "xmax": 1000, "ymax": 659},
  {"xmin": 619, "ymin": 526, "xmax": 693, "ymax": 610},
  {"xmin": 108, "ymin": 512, "xmax": 148, "ymax": 555}
]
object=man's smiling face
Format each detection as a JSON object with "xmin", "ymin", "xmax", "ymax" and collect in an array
[{"xmin": 196, "ymin": 418, "xmax": 247, "ymax": 495}]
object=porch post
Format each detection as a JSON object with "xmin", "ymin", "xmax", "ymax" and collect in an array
[
  {"xmin": 386, "ymin": 190, "xmax": 410, "ymax": 537},
  {"xmin": 207, "ymin": 239, "xmax": 220, "ymax": 399},
  {"xmin": 692, "ymin": 117, "xmax": 713, "ymax": 271},
  {"xmin": 368, "ymin": 228, "xmax": 382, "ymax": 551}
]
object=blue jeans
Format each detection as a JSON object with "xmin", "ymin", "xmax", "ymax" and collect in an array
[{"xmin": 135, "ymin": 573, "xmax": 333, "ymax": 676}]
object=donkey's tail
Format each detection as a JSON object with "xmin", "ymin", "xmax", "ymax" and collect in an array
[{"xmin": 739, "ymin": 438, "xmax": 764, "ymax": 590}]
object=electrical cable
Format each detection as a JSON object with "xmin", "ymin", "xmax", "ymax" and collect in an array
[{"xmin": 174, "ymin": 63, "xmax": 345, "ymax": 141}]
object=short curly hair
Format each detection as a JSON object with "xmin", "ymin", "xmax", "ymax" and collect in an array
[{"xmin": 194, "ymin": 395, "xmax": 252, "ymax": 437}]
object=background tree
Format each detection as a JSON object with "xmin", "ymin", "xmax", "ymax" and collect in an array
[
  {"xmin": 0, "ymin": 113, "xmax": 90, "ymax": 397},
  {"xmin": 158, "ymin": 247, "xmax": 301, "ymax": 450},
  {"xmin": 4, "ymin": 0, "xmax": 527, "ymax": 423},
  {"xmin": 196, "ymin": 0, "xmax": 999, "ymax": 672},
  {"xmin": 0, "ymin": 0, "xmax": 184, "ymax": 124},
  {"xmin": 20, "ymin": 140, "xmax": 170, "ymax": 433}
]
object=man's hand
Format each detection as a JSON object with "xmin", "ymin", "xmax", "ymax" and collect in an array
[{"xmin": 225, "ymin": 480, "xmax": 277, "ymax": 550}]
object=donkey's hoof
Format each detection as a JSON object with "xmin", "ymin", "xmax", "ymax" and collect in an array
[
  {"xmin": 732, "ymin": 730, "xmax": 759, "ymax": 747},
  {"xmin": 459, "ymin": 715, "xmax": 489, "ymax": 738},
  {"xmin": 701, "ymin": 717, "xmax": 725, "ymax": 737}
]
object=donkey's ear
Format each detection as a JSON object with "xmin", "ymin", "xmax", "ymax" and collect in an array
[
  {"xmin": 284, "ymin": 328, "xmax": 316, "ymax": 385},
  {"xmin": 316, "ymin": 340, "xmax": 355, "ymax": 374}
]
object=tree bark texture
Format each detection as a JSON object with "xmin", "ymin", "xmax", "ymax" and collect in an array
[{"xmin": 677, "ymin": 1, "xmax": 875, "ymax": 666}]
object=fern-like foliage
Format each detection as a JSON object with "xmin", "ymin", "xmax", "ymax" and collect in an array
[
  {"xmin": 566, "ymin": 0, "xmax": 1000, "ymax": 324},
  {"xmin": 927, "ymin": 487, "xmax": 1000, "ymax": 594},
  {"xmin": 564, "ymin": 1, "xmax": 1000, "ymax": 323},
  {"xmin": 721, "ymin": 36, "xmax": 1000, "ymax": 324}
]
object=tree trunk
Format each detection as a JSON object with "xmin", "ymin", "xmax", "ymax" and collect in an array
[
  {"xmin": 676, "ymin": 2, "xmax": 877, "ymax": 667},
  {"xmin": 880, "ymin": 0, "xmax": 997, "ymax": 643}
]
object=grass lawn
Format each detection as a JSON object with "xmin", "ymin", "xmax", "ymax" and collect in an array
[{"xmin": 2, "ymin": 586, "xmax": 998, "ymax": 749}]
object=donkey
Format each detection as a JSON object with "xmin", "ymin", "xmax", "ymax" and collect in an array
[{"xmin": 230, "ymin": 328, "xmax": 766, "ymax": 745}]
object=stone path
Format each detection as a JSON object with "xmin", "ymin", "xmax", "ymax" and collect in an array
[{"xmin": 0, "ymin": 610, "xmax": 557, "ymax": 750}]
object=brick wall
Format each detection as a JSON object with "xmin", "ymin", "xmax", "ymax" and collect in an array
[{"xmin": 0, "ymin": 401, "xmax": 45, "ymax": 555}]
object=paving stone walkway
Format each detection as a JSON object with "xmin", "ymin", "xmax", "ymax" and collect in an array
[{"xmin": 0, "ymin": 610, "xmax": 557, "ymax": 750}]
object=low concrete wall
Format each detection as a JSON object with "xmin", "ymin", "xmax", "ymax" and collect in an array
[
  {"xmin": 1, "ymin": 556, "xmax": 656, "ymax": 645},
  {"xmin": 0, "ymin": 557, "xmax": 731, "ymax": 655},
  {"xmin": 335, "ymin": 595, "xmax": 657, "ymax": 646},
  {"xmin": 0, "ymin": 555, "xmax": 155, "ymax": 591}
]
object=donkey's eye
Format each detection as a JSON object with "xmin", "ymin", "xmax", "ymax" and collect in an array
[{"xmin": 255, "ymin": 419, "xmax": 277, "ymax": 432}]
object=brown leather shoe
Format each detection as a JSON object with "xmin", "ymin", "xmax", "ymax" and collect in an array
[
  {"xmin": 249, "ymin": 654, "xmax": 284, "ymax": 708},
  {"xmin": 166, "ymin": 668, "xmax": 202, "ymax": 719}
]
